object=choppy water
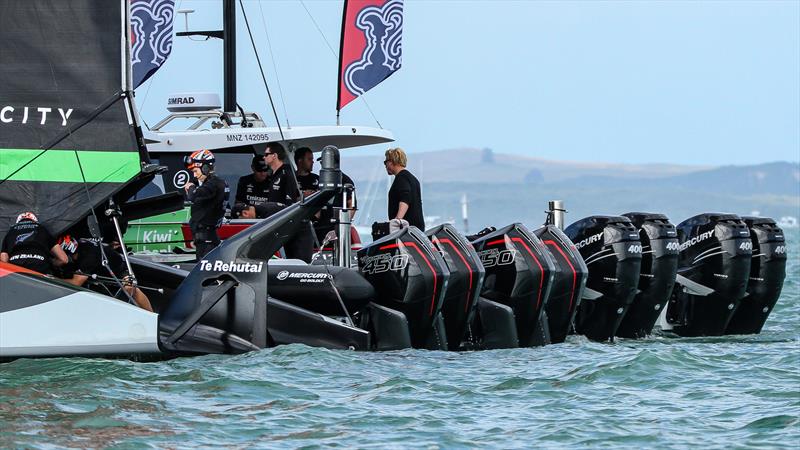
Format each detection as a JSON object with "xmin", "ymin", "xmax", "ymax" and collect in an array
[{"xmin": 2, "ymin": 232, "xmax": 798, "ymax": 449}]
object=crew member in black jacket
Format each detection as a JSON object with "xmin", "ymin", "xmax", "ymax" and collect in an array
[
  {"xmin": 385, "ymin": 147, "xmax": 425, "ymax": 230},
  {"xmin": 234, "ymin": 155, "xmax": 270, "ymax": 207},
  {"xmin": 184, "ymin": 149, "xmax": 227, "ymax": 260}
]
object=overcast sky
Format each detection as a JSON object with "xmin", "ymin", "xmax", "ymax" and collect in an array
[{"xmin": 135, "ymin": 0, "xmax": 800, "ymax": 165}]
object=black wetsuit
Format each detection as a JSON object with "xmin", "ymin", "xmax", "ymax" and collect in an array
[
  {"xmin": 186, "ymin": 173, "xmax": 227, "ymax": 260},
  {"xmin": 388, "ymin": 169, "xmax": 424, "ymax": 230},
  {"xmin": 1, "ymin": 220, "xmax": 56, "ymax": 274},
  {"xmin": 235, "ymin": 173, "xmax": 271, "ymax": 207}
]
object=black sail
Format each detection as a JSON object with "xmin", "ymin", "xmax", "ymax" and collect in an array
[{"xmin": 0, "ymin": 0, "xmax": 146, "ymax": 237}]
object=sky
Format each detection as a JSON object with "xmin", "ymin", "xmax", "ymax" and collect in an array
[{"xmin": 135, "ymin": 0, "xmax": 800, "ymax": 165}]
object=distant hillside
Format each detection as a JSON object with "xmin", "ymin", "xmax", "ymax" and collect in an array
[{"xmin": 345, "ymin": 149, "xmax": 799, "ymax": 231}]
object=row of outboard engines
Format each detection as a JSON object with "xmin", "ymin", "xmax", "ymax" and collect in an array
[
  {"xmin": 144, "ymin": 209, "xmax": 787, "ymax": 355},
  {"xmin": 257, "ymin": 212, "xmax": 787, "ymax": 351}
]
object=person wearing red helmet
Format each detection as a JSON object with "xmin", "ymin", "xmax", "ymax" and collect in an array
[
  {"xmin": 183, "ymin": 149, "xmax": 228, "ymax": 260},
  {"xmin": 0, "ymin": 212, "xmax": 68, "ymax": 274}
]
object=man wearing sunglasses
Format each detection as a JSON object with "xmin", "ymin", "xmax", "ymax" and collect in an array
[
  {"xmin": 263, "ymin": 142, "xmax": 300, "ymax": 206},
  {"xmin": 234, "ymin": 155, "xmax": 271, "ymax": 208}
]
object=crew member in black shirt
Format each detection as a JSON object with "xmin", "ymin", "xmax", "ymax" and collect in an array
[
  {"xmin": 385, "ymin": 147, "xmax": 425, "ymax": 230},
  {"xmin": 0, "ymin": 212, "xmax": 68, "ymax": 274},
  {"xmin": 235, "ymin": 155, "xmax": 270, "ymax": 207},
  {"xmin": 294, "ymin": 147, "xmax": 319, "ymax": 197},
  {"xmin": 263, "ymin": 142, "xmax": 300, "ymax": 206},
  {"xmin": 184, "ymin": 149, "xmax": 227, "ymax": 260},
  {"xmin": 57, "ymin": 235, "xmax": 153, "ymax": 312}
]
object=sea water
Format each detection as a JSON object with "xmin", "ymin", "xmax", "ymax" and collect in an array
[{"xmin": 1, "ymin": 231, "xmax": 798, "ymax": 449}]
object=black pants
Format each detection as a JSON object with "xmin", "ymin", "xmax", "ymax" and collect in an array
[
  {"xmin": 284, "ymin": 223, "xmax": 314, "ymax": 263},
  {"xmin": 192, "ymin": 224, "xmax": 220, "ymax": 261}
]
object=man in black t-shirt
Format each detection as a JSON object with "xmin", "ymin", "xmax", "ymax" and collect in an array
[
  {"xmin": 385, "ymin": 147, "xmax": 425, "ymax": 230},
  {"xmin": 263, "ymin": 142, "xmax": 300, "ymax": 206},
  {"xmin": 0, "ymin": 212, "xmax": 68, "ymax": 274},
  {"xmin": 314, "ymin": 171, "xmax": 357, "ymax": 244},
  {"xmin": 235, "ymin": 155, "xmax": 271, "ymax": 207},
  {"xmin": 294, "ymin": 147, "xmax": 319, "ymax": 197},
  {"xmin": 57, "ymin": 236, "xmax": 153, "ymax": 312}
]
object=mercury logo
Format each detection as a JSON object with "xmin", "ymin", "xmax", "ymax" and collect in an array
[
  {"xmin": 575, "ymin": 232, "xmax": 603, "ymax": 249},
  {"xmin": 277, "ymin": 270, "xmax": 289, "ymax": 280},
  {"xmin": 679, "ymin": 230, "xmax": 715, "ymax": 252}
]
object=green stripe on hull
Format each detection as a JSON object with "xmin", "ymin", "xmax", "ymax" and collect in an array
[{"xmin": 1, "ymin": 149, "xmax": 140, "ymax": 183}]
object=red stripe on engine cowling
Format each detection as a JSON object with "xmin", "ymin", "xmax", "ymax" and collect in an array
[
  {"xmin": 544, "ymin": 240, "xmax": 578, "ymax": 310},
  {"xmin": 379, "ymin": 241, "xmax": 439, "ymax": 316},
  {"xmin": 485, "ymin": 236, "xmax": 545, "ymax": 309},
  {"xmin": 434, "ymin": 237, "xmax": 475, "ymax": 313}
]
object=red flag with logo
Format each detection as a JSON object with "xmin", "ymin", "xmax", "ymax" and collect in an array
[{"xmin": 337, "ymin": 0, "xmax": 403, "ymax": 111}]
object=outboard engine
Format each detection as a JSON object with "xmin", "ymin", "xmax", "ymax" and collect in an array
[
  {"xmin": 565, "ymin": 216, "xmax": 642, "ymax": 341},
  {"xmin": 533, "ymin": 225, "xmax": 589, "ymax": 344},
  {"xmin": 666, "ymin": 213, "xmax": 752, "ymax": 336},
  {"xmin": 471, "ymin": 223, "xmax": 556, "ymax": 347},
  {"xmin": 617, "ymin": 213, "xmax": 679, "ymax": 338},
  {"xmin": 426, "ymin": 224, "xmax": 486, "ymax": 351},
  {"xmin": 725, "ymin": 217, "xmax": 786, "ymax": 335},
  {"xmin": 358, "ymin": 227, "xmax": 450, "ymax": 349}
]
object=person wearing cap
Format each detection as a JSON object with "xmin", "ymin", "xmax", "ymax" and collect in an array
[
  {"xmin": 294, "ymin": 147, "xmax": 319, "ymax": 197},
  {"xmin": 235, "ymin": 155, "xmax": 271, "ymax": 208},
  {"xmin": 184, "ymin": 149, "xmax": 227, "ymax": 260},
  {"xmin": 57, "ymin": 236, "xmax": 153, "ymax": 312},
  {"xmin": 385, "ymin": 147, "xmax": 424, "ymax": 230},
  {"xmin": 0, "ymin": 212, "xmax": 68, "ymax": 274}
]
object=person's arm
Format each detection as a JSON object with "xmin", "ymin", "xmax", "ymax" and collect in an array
[
  {"xmin": 234, "ymin": 177, "xmax": 247, "ymax": 204},
  {"xmin": 50, "ymin": 244, "xmax": 69, "ymax": 267},
  {"xmin": 396, "ymin": 202, "xmax": 410, "ymax": 220},
  {"xmin": 187, "ymin": 180, "xmax": 218, "ymax": 202},
  {"xmin": 0, "ymin": 252, "xmax": 8, "ymax": 263},
  {"xmin": 63, "ymin": 273, "xmax": 89, "ymax": 287}
]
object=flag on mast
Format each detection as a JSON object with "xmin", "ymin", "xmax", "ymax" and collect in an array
[
  {"xmin": 337, "ymin": 0, "xmax": 403, "ymax": 111},
  {"xmin": 131, "ymin": 0, "xmax": 175, "ymax": 88}
]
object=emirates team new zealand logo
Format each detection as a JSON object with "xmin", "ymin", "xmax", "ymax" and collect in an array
[
  {"xmin": 131, "ymin": 0, "xmax": 175, "ymax": 88},
  {"xmin": 343, "ymin": 0, "xmax": 403, "ymax": 98}
]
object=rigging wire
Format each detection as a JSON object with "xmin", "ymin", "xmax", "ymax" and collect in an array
[
  {"xmin": 239, "ymin": 0, "xmax": 284, "ymax": 141},
  {"xmin": 256, "ymin": 0, "xmax": 291, "ymax": 129},
  {"xmin": 297, "ymin": 0, "xmax": 383, "ymax": 128}
]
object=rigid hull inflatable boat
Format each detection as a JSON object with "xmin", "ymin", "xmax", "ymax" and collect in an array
[{"xmin": 0, "ymin": 1, "xmax": 789, "ymax": 360}]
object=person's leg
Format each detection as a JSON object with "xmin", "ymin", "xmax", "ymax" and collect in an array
[{"xmin": 194, "ymin": 227, "xmax": 220, "ymax": 261}]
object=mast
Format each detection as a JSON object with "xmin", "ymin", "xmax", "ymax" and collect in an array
[{"xmin": 177, "ymin": 0, "xmax": 237, "ymax": 113}]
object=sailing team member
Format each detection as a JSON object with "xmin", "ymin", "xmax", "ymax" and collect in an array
[
  {"xmin": 184, "ymin": 149, "xmax": 227, "ymax": 260},
  {"xmin": 263, "ymin": 142, "xmax": 300, "ymax": 206},
  {"xmin": 385, "ymin": 147, "xmax": 425, "ymax": 230},
  {"xmin": 294, "ymin": 147, "xmax": 319, "ymax": 197},
  {"xmin": 314, "ymin": 161, "xmax": 358, "ymax": 245},
  {"xmin": 234, "ymin": 155, "xmax": 271, "ymax": 208},
  {"xmin": 0, "ymin": 212, "xmax": 68, "ymax": 275},
  {"xmin": 57, "ymin": 235, "xmax": 153, "ymax": 312}
]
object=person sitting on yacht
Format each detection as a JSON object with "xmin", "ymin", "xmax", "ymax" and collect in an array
[
  {"xmin": 0, "ymin": 212, "xmax": 68, "ymax": 275},
  {"xmin": 57, "ymin": 235, "xmax": 153, "ymax": 312}
]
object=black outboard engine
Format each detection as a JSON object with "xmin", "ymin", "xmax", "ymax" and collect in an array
[
  {"xmin": 358, "ymin": 227, "xmax": 450, "ymax": 349},
  {"xmin": 725, "ymin": 217, "xmax": 786, "ymax": 335},
  {"xmin": 471, "ymin": 223, "xmax": 556, "ymax": 347},
  {"xmin": 533, "ymin": 225, "xmax": 589, "ymax": 344},
  {"xmin": 617, "ymin": 213, "xmax": 679, "ymax": 338},
  {"xmin": 666, "ymin": 213, "xmax": 752, "ymax": 336},
  {"xmin": 565, "ymin": 216, "xmax": 642, "ymax": 341},
  {"xmin": 267, "ymin": 264, "xmax": 374, "ymax": 316},
  {"xmin": 426, "ymin": 224, "xmax": 486, "ymax": 351}
]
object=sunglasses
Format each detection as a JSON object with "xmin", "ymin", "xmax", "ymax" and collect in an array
[{"xmin": 264, "ymin": 152, "xmax": 275, "ymax": 156}]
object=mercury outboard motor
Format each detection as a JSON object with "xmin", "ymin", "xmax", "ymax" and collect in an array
[
  {"xmin": 471, "ymin": 223, "xmax": 556, "ymax": 347},
  {"xmin": 533, "ymin": 225, "xmax": 588, "ymax": 344},
  {"xmin": 666, "ymin": 213, "xmax": 752, "ymax": 336},
  {"xmin": 427, "ymin": 224, "xmax": 486, "ymax": 350},
  {"xmin": 565, "ymin": 216, "xmax": 642, "ymax": 341},
  {"xmin": 267, "ymin": 264, "xmax": 374, "ymax": 316},
  {"xmin": 616, "ymin": 213, "xmax": 679, "ymax": 338},
  {"xmin": 358, "ymin": 227, "xmax": 450, "ymax": 349},
  {"xmin": 725, "ymin": 217, "xmax": 786, "ymax": 335}
]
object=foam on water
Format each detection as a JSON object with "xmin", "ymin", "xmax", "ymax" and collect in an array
[{"xmin": 1, "ymin": 231, "xmax": 798, "ymax": 449}]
